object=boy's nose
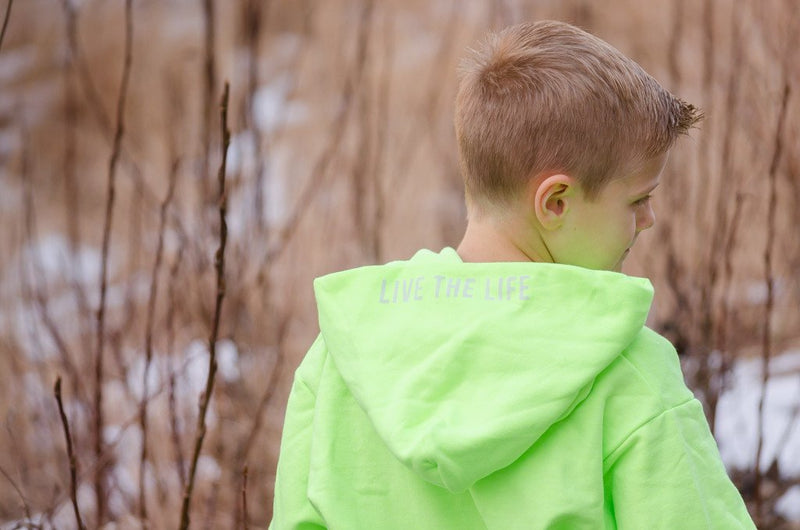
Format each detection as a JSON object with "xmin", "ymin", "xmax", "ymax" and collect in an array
[{"xmin": 636, "ymin": 206, "xmax": 656, "ymax": 233}]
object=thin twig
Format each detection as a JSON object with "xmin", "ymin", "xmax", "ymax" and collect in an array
[
  {"xmin": 391, "ymin": 0, "xmax": 460, "ymax": 191},
  {"xmin": 93, "ymin": 0, "xmax": 134, "ymax": 523},
  {"xmin": 54, "ymin": 377, "xmax": 86, "ymax": 530},
  {"xmin": 139, "ymin": 157, "xmax": 180, "ymax": 526},
  {"xmin": 200, "ymin": 0, "xmax": 217, "ymax": 202},
  {"xmin": 263, "ymin": 9, "xmax": 364, "ymax": 263},
  {"xmin": 241, "ymin": 465, "xmax": 249, "ymax": 530},
  {"xmin": 351, "ymin": 0, "xmax": 375, "ymax": 252},
  {"xmin": 708, "ymin": 192, "xmax": 745, "ymax": 433},
  {"xmin": 19, "ymin": 123, "xmax": 87, "ymax": 404},
  {"xmin": 694, "ymin": 2, "xmax": 743, "ymax": 416},
  {"xmin": 60, "ymin": 0, "xmax": 112, "ymax": 134},
  {"xmin": 241, "ymin": 0, "xmax": 269, "ymax": 231},
  {"xmin": 60, "ymin": 0, "xmax": 193, "ymax": 250},
  {"xmin": 61, "ymin": 33, "xmax": 95, "ymax": 366},
  {"xmin": 667, "ymin": 0, "xmax": 685, "ymax": 90},
  {"xmin": 753, "ymin": 80, "xmax": 790, "ymax": 523},
  {"xmin": 166, "ymin": 245, "xmax": 187, "ymax": 492},
  {"xmin": 370, "ymin": 5, "xmax": 394, "ymax": 263},
  {"xmin": 0, "ymin": 0, "xmax": 14, "ymax": 52},
  {"xmin": 178, "ymin": 81, "xmax": 231, "ymax": 530},
  {"xmin": 237, "ymin": 314, "xmax": 290, "ymax": 464},
  {"xmin": 0, "ymin": 465, "xmax": 32, "ymax": 523}
]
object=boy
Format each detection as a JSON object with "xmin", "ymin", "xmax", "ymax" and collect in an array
[{"xmin": 270, "ymin": 21, "xmax": 756, "ymax": 529}]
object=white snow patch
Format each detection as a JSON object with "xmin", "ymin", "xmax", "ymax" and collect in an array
[
  {"xmin": 216, "ymin": 338, "xmax": 241, "ymax": 382},
  {"xmin": 0, "ymin": 129, "xmax": 21, "ymax": 157},
  {"xmin": 270, "ymin": 32, "xmax": 303, "ymax": 64},
  {"xmin": 104, "ymin": 424, "xmax": 143, "ymax": 464},
  {"xmin": 253, "ymin": 77, "xmax": 308, "ymax": 134},
  {"xmin": 0, "ymin": 46, "xmax": 36, "ymax": 83},
  {"xmin": 226, "ymin": 130, "xmax": 255, "ymax": 178},
  {"xmin": 13, "ymin": 233, "xmax": 102, "ymax": 289},
  {"xmin": 776, "ymin": 485, "xmax": 800, "ymax": 521},
  {"xmin": 183, "ymin": 339, "xmax": 211, "ymax": 397},
  {"xmin": 197, "ymin": 455, "xmax": 222, "ymax": 483},
  {"xmin": 50, "ymin": 483, "xmax": 96, "ymax": 528},
  {"xmin": 126, "ymin": 353, "xmax": 162, "ymax": 401},
  {"xmin": 715, "ymin": 350, "xmax": 800, "ymax": 478},
  {"xmin": 224, "ymin": 137, "xmax": 291, "ymax": 235}
]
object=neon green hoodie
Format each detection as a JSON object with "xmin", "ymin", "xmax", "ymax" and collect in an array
[{"xmin": 270, "ymin": 248, "xmax": 755, "ymax": 529}]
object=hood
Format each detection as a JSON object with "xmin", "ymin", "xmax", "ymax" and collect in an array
[{"xmin": 313, "ymin": 247, "xmax": 653, "ymax": 493}]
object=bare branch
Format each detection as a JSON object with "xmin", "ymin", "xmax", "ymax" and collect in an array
[
  {"xmin": 139, "ymin": 157, "xmax": 180, "ymax": 525},
  {"xmin": 200, "ymin": 0, "xmax": 218, "ymax": 202},
  {"xmin": 54, "ymin": 377, "xmax": 86, "ymax": 530},
  {"xmin": 241, "ymin": 465, "xmax": 249, "ymax": 530},
  {"xmin": 0, "ymin": 465, "xmax": 32, "ymax": 524},
  {"xmin": 179, "ymin": 81, "xmax": 231, "ymax": 530},
  {"xmin": 93, "ymin": 0, "xmax": 134, "ymax": 522},
  {"xmin": 0, "ymin": 0, "xmax": 14, "ymax": 52},
  {"xmin": 753, "ymin": 80, "xmax": 790, "ymax": 524}
]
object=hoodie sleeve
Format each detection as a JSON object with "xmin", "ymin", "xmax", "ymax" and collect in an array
[
  {"xmin": 270, "ymin": 336, "xmax": 327, "ymax": 530},
  {"xmin": 603, "ymin": 397, "xmax": 756, "ymax": 529}
]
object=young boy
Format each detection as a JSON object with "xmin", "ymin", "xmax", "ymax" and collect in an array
[{"xmin": 270, "ymin": 21, "xmax": 756, "ymax": 529}]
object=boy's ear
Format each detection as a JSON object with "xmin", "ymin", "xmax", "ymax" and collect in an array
[{"xmin": 532, "ymin": 174, "xmax": 574, "ymax": 229}]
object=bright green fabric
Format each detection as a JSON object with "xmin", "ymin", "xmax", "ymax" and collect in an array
[{"xmin": 270, "ymin": 248, "xmax": 755, "ymax": 529}]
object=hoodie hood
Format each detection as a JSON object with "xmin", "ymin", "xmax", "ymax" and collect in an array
[{"xmin": 313, "ymin": 247, "xmax": 653, "ymax": 493}]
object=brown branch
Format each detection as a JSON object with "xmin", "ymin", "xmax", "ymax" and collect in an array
[
  {"xmin": 351, "ymin": 0, "xmax": 375, "ymax": 253},
  {"xmin": 370, "ymin": 6, "xmax": 394, "ymax": 263},
  {"xmin": 708, "ymin": 192, "xmax": 746, "ymax": 433},
  {"xmin": 0, "ymin": 465, "xmax": 32, "ymax": 524},
  {"xmin": 237, "ymin": 314, "xmax": 290, "ymax": 464},
  {"xmin": 753, "ymin": 80, "xmax": 790, "ymax": 523},
  {"xmin": 694, "ymin": 0, "xmax": 715, "ymax": 221},
  {"xmin": 178, "ymin": 81, "xmax": 231, "ymax": 530},
  {"xmin": 0, "ymin": 0, "xmax": 14, "ymax": 53},
  {"xmin": 139, "ymin": 157, "xmax": 180, "ymax": 525},
  {"xmin": 391, "ymin": 0, "xmax": 460, "ymax": 191},
  {"xmin": 60, "ymin": 0, "xmax": 193, "ymax": 251},
  {"xmin": 667, "ymin": 0, "xmax": 684, "ymax": 90},
  {"xmin": 203, "ymin": 479, "xmax": 221, "ymax": 530},
  {"xmin": 20, "ymin": 135, "xmax": 87, "ymax": 404},
  {"xmin": 61, "ymin": 36, "xmax": 95, "ymax": 366},
  {"xmin": 60, "ymin": 0, "xmax": 112, "ymax": 134},
  {"xmin": 166, "ymin": 244, "xmax": 187, "ymax": 492},
  {"xmin": 93, "ymin": 0, "xmax": 134, "ymax": 523},
  {"xmin": 200, "ymin": 0, "xmax": 218, "ymax": 202},
  {"xmin": 55, "ymin": 377, "xmax": 86, "ymax": 530},
  {"xmin": 263, "ymin": 7, "xmax": 365, "ymax": 264},
  {"xmin": 692, "ymin": 3, "xmax": 744, "ymax": 415},
  {"xmin": 241, "ymin": 465, "xmax": 249, "ymax": 530},
  {"xmin": 240, "ymin": 0, "xmax": 269, "ymax": 231}
]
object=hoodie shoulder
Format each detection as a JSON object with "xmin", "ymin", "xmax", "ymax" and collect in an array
[
  {"xmin": 621, "ymin": 327, "xmax": 694, "ymax": 409},
  {"xmin": 294, "ymin": 334, "xmax": 328, "ymax": 395}
]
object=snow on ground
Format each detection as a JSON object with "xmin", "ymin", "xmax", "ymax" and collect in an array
[
  {"xmin": 715, "ymin": 349, "xmax": 800, "ymax": 479},
  {"xmin": 776, "ymin": 485, "xmax": 800, "ymax": 522}
]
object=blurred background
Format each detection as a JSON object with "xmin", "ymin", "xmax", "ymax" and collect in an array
[{"xmin": 0, "ymin": 0, "xmax": 798, "ymax": 528}]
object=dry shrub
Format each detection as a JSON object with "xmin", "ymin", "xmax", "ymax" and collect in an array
[{"xmin": 0, "ymin": 0, "xmax": 797, "ymax": 527}]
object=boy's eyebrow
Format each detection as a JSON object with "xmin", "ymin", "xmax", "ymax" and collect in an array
[{"xmin": 634, "ymin": 182, "xmax": 660, "ymax": 196}]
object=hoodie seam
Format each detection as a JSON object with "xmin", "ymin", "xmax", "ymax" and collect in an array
[
  {"xmin": 295, "ymin": 376, "xmax": 318, "ymax": 398},
  {"xmin": 602, "ymin": 395, "xmax": 694, "ymax": 467},
  {"xmin": 602, "ymin": 351, "xmax": 685, "ymax": 464}
]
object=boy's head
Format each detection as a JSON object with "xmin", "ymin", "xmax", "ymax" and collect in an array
[
  {"xmin": 454, "ymin": 20, "xmax": 701, "ymax": 271},
  {"xmin": 455, "ymin": 20, "xmax": 700, "ymax": 213}
]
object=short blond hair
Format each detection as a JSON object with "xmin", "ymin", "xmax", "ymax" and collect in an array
[{"xmin": 455, "ymin": 20, "xmax": 701, "ymax": 212}]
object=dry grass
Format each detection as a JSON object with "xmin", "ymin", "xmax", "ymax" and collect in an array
[{"xmin": 0, "ymin": 0, "xmax": 798, "ymax": 528}]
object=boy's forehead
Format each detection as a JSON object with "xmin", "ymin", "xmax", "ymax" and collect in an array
[{"xmin": 617, "ymin": 153, "xmax": 668, "ymax": 189}]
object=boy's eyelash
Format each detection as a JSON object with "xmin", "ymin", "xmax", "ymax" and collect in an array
[{"xmin": 633, "ymin": 195, "xmax": 652, "ymax": 206}]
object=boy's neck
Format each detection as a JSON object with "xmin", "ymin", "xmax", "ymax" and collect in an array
[{"xmin": 456, "ymin": 217, "xmax": 551, "ymax": 264}]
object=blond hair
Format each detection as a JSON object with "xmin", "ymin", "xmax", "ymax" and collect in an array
[{"xmin": 455, "ymin": 20, "xmax": 701, "ymax": 213}]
